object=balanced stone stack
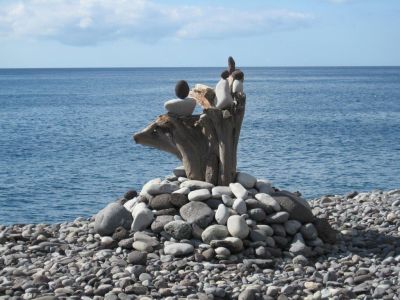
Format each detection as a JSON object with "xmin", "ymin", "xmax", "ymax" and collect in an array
[{"xmin": 94, "ymin": 168, "xmax": 337, "ymax": 261}]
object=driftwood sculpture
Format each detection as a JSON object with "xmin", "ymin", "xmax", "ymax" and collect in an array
[{"xmin": 134, "ymin": 57, "xmax": 245, "ymax": 186}]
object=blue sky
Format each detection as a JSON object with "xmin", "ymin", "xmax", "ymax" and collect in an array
[{"xmin": 0, "ymin": 0, "xmax": 399, "ymax": 67}]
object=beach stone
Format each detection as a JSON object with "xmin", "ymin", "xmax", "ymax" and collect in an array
[
  {"xmin": 164, "ymin": 220, "xmax": 192, "ymax": 240},
  {"xmin": 271, "ymin": 191, "xmax": 314, "ymax": 223},
  {"xmin": 154, "ymin": 207, "xmax": 177, "ymax": 216},
  {"xmin": 256, "ymin": 179, "xmax": 274, "ymax": 194},
  {"xmin": 228, "ymin": 56, "xmax": 235, "ymax": 74},
  {"xmin": 300, "ymin": 223, "xmax": 318, "ymax": 240},
  {"xmin": 134, "ymin": 231, "xmax": 159, "ymax": 247},
  {"xmin": 118, "ymin": 237, "xmax": 135, "ymax": 249},
  {"xmin": 94, "ymin": 202, "xmax": 133, "ymax": 236},
  {"xmin": 238, "ymin": 289, "xmax": 255, "ymax": 300},
  {"xmin": 151, "ymin": 215, "xmax": 174, "ymax": 233},
  {"xmin": 164, "ymin": 243, "xmax": 194, "ymax": 256},
  {"xmin": 215, "ymin": 247, "xmax": 230, "ymax": 257},
  {"xmin": 284, "ymin": 220, "xmax": 302, "ymax": 235},
  {"xmin": 180, "ymin": 180, "xmax": 214, "ymax": 190},
  {"xmin": 172, "ymin": 186, "xmax": 190, "ymax": 195},
  {"xmin": 230, "ymin": 182, "xmax": 248, "ymax": 199},
  {"xmin": 274, "ymin": 235, "xmax": 289, "ymax": 248},
  {"xmin": 165, "ymin": 98, "xmax": 196, "ymax": 116},
  {"xmin": 215, "ymin": 204, "xmax": 230, "ymax": 225},
  {"xmin": 212, "ymin": 186, "xmax": 233, "ymax": 198},
  {"xmin": 222, "ymin": 194, "xmax": 235, "ymax": 207},
  {"xmin": 131, "ymin": 207, "xmax": 154, "ymax": 232},
  {"xmin": 314, "ymin": 218, "xmax": 337, "ymax": 243},
  {"xmin": 227, "ymin": 215, "xmax": 249, "ymax": 239},
  {"xmin": 255, "ymin": 193, "xmax": 281, "ymax": 213},
  {"xmin": 289, "ymin": 233, "xmax": 311, "ymax": 256},
  {"xmin": 175, "ymin": 80, "xmax": 190, "ymax": 99},
  {"xmin": 236, "ymin": 172, "xmax": 257, "ymax": 189},
  {"xmin": 180, "ymin": 202, "xmax": 214, "ymax": 228},
  {"xmin": 149, "ymin": 194, "xmax": 173, "ymax": 210},
  {"xmin": 205, "ymin": 198, "xmax": 223, "ymax": 209},
  {"xmin": 146, "ymin": 182, "xmax": 178, "ymax": 195},
  {"xmin": 127, "ymin": 251, "xmax": 147, "ymax": 265},
  {"xmin": 210, "ymin": 237, "xmax": 243, "ymax": 253},
  {"xmin": 132, "ymin": 241, "xmax": 153, "ymax": 252},
  {"xmin": 170, "ymin": 193, "xmax": 188, "ymax": 208},
  {"xmin": 191, "ymin": 223, "xmax": 204, "ymax": 240},
  {"xmin": 173, "ymin": 166, "xmax": 186, "ymax": 177},
  {"xmin": 232, "ymin": 79, "xmax": 244, "ymax": 93},
  {"xmin": 215, "ymin": 77, "xmax": 233, "ymax": 109},
  {"xmin": 250, "ymin": 229, "xmax": 268, "ymax": 242},
  {"xmin": 266, "ymin": 211, "xmax": 289, "ymax": 224},
  {"xmin": 243, "ymin": 259, "xmax": 275, "ymax": 268},
  {"xmin": 248, "ymin": 208, "xmax": 267, "ymax": 222},
  {"xmin": 124, "ymin": 190, "xmax": 138, "ymax": 200},
  {"xmin": 271, "ymin": 224, "xmax": 286, "ymax": 236},
  {"xmin": 202, "ymin": 225, "xmax": 229, "ymax": 243},
  {"xmin": 233, "ymin": 198, "xmax": 247, "ymax": 215},
  {"xmin": 256, "ymin": 224, "xmax": 274, "ymax": 236},
  {"xmin": 112, "ymin": 226, "xmax": 129, "ymax": 241}
]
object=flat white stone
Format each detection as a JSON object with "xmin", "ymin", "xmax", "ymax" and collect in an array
[
  {"xmin": 232, "ymin": 80, "xmax": 243, "ymax": 93},
  {"xmin": 215, "ymin": 79, "xmax": 233, "ymax": 109},
  {"xmin": 164, "ymin": 243, "xmax": 194, "ymax": 256},
  {"xmin": 212, "ymin": 186, "xmax": 233, "ymax": 198},
  {"xmin": 172, "ymin": 187, "xmax": 190, "ymax": 195},
  {"xmin": 180, "ymin": 180, "xmax": 214, "ymax": 190},
  {"xmin": 229, "ymin": 182, "xmax": 248, "ymax": 199},
  {"xmin": 227, "ymin": 215, "xmax": 249, "ymax": 239},
  {"xmin": 236, "ymin": 172, "xmax": 257, "ymax": 189},
  {"xmin": 164, "ymin": 97, "xmax": 196, "ymax": 116},
  {"xmin": 256, "ymin": 179, "xmax": 274, "ymax": 194},
  {"xmin": 188, "ymin": 189, "xmax": 211, "ymax": 201},
  {"xmin": 255, "ymin": 193, "xmax": 281, "ymax": 212},
  {"xmin": 215, "ymin": 204, "xmax": 230, "ymax": 225},
  {"xmin": 232, "ymin": 198, "xmax": 247, "ymax": 215}
]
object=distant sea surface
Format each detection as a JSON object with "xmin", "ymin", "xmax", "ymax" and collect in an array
[{"xmin": 1, "ymin": 67, "xmax": 399, "ymax": 224}]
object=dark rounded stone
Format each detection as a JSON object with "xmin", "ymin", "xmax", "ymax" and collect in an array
[
  {"xmin": 154, "ymin": 208, "xmax": 178, "ymax": 216},
  {"xmin": 270, "ymin": 191, "xmax": 315, "ymax": 223},
  {"xmin": 151, "ymin": 215, "xmax": 174, "ymax": 233},
  {"xmin": 228, "ymin": 56, "xmax": 235, "ymax": 74},
  {"xmin": 248, "ymin": 208, "xmax": 267, "ymax": 222},
  {"xmin": 221, "ymin": 70, "xmax": 230, "ymax": 79},
  {"xmin": 175, "ymin": 80, "xmax": 190, "ymax": 99},
  {"xmin": 112, "ymin": 226, "xmax": 129, "ymax": 241},
  {"xmin": 202, "ymin": 248, "xmax": 215, "ymax": 261},
  {"xmin": 205, "ymin": 198, "xmax": 223, "ymax": 209},
  {"xmin": 124, "ymin": 190, "xmax": 137, "ymax": 200},
  {"xmin": 127, "ymin": 251, "xmax": 147, "ymax": 265},
  {"xmin": 232, "ymin": 70, "xmax": 244, "ymax": 80},
  {"xmin": 170, "ymin": 193, "xmax": 188, "ymax": 208},
  {"xmin": 149, "ymin": 194, "xmax": 173, "ymax": 210}
]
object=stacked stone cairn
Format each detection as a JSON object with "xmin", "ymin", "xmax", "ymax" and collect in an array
[{"xmin": 94, "ymin": 168, "xmax": 337, "ymax": 263}]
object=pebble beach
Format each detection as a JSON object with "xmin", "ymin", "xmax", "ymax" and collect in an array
[{"xmin": 1, "ymin": 172, "xmax": 400, "ymax": 300}]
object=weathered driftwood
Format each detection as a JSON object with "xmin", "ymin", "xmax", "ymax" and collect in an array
[{"xmin": 134, "ymin": 85, "xmax": 246, "ymax": 186}]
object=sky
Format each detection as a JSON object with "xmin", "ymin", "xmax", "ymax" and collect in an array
[{"xmin": 0, "ymin": 0, "xmax": 399, "ymax": 68}]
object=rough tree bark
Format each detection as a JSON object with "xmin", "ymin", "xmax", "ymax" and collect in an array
[{"xmin": 133, "ymin": 86, "xmax": 246, "ymax": 186}]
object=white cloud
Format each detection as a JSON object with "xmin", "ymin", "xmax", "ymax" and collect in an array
[{"xmin": 0, "ymin": 0, "xmax": 313, "ymax": 46}]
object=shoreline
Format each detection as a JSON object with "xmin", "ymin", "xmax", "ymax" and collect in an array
[{"xmin": 1, "ymin": 188, "xmax": 399, "ymax": 299}]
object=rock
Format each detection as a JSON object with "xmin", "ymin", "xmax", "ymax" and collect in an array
[
  {"xmin": 215, "ymin": 247, "xmax": 230, "ymax": 257},
  {"xmin": 314, "ymin": 218, "xmax": 337, "ymax": 243},
  {"xmin": 146, "ymin": 182, "xmax": 178, "ymax": 195},
  {"xmin": 271, "ymin": 224, "xmax": 286, "ymax": 236},
  {"xmin": 101, "ymin": 236, "xmax": 116, "ymax": 248},
  {"xmin": 212, "ymin": 186, "xmax": 233, "ymax": 198},
  {"xmin": 222, "ymin": 194, "xmax": 235, "ymax": 207},
  {"xmin": 170, "ymin": 193, "xmax": 188, "ymax": 208},
  {"xmin": 284, "ymin": 220, "xmax": 302, "ymax": 235},
  {"xmin": 94, "ymin": 202, "xmax": 133, "ymax": 236},
  {"xmin": 164, "ymin": 220, "xmax": 192, "ymax": 240},
  {"xmin": 271, "ymin": 191, "xmax": 314, "ymax": 223},
  {"xmin": 243, "ymin": 259, "xmax": 275, "ymax": 268},
  {"xmin": 289, "ymin": 233, "xmax": 311, "ymax": 256},
  {"xmin": 131, "ymin": 206, "xmax": 154, "ymax": 232},
  {"xmin": 210, "ymin": 237, "xmax": 244, "ymax": 253},
  {"xmin": 118, "ymin": 237, "xmax": 135, "ymax": 249},
  {"xmin": 227, "ymin": 215, "xmax": 249, "ymax": 239},
  {"xmin": 256, "ymin": 224, "xmax": 274, "ymax": 236},
  {"xmin": 233, "ymin": 198, "xmax": 247, "ymax": 215},
  {"xmin": 238, "ymin": 289, "xmax": 255, "ymax": 300},
  {"xmin": 232, "ymin": 79, "xmax": 244, "ymax": 93},
  {"xmin": 191, "ymin": 223, "xmax": 204, "ymax": 240},
  {"xmin": 164, "ymin": 243, "xmax": 194, "ymax": 256},
  {"xmin": 180, "ymin": 180, "xmax": 214, "ymax": 190},
  {"xmin": 256, "ymin": 179, "xmax": 274, "ymax": 194},
  {"xmin": 292, "ymin": 255, "xmax": 308, "ymax": 266},
  {"xmin": 205, "ymin": 198, "xmax": 222, "ymax": 209},
  {"xmin": 112, "ymin": 226, "xmax": 129, "ymax": 241},
  {"xmin": 124, "ymin": 190, "xmax": 138, "ymax": 200},
  {"xmin": 230, "ymin": 182, "xmax": 248, "ymax": 199},
  {"xmin": 255, "ymin": 193, "xmax": 281, "ymax": 213},
  {"xmin": 180, "ymin": 201, "xmax": 214, "ymax": 228},
  {"xmin": 215, "ymin": 204, "xmax": 230, "ymax": 225},
  {"xmin": 127, "ymin": 251, "xmax": 147, "ymax": 265},
  {"xmin": 228, "ymin": 56, "xmax": 235, "ymax": 74},
  {"xmin": 149, "ymin": 194, "xmax": 173, "ymax": 210},
  {"xmin": 172, "ymin": 166, "xmax": 186, "ymax": 177},
  {"xmin": 132, "ymin": 241, "xmax": 153, "ymax": 252},
  {"xmin": 154, "ymin": 207, "xmax": 177, "ymax": 216},
  {"xmin": 202, "ymin": 248, "xmax": 215, "ymax": 261},
  {"xmin": 300, "ymin": 223, "xmax": 318, "ymax": 240},
  {"xmin": 175, "ymin": 80, "xmax": 190, "ymax": 99},
  {"xmin": 266, "ymin": 211, "xmax": 289, "ymax": 224},
  {"xmin": 236, "ymin": 172, "xmax": 257, "ymax": 188},
  {"xmin": 250, "ymin": 229, "xmax": 268, "ymax": 242},
  {"xmin": 172, "ymin": 186, "xmax": 190, "ymax": 194},
  {"xmin": 215, "ymin": 75, "xmax": 233, "ymax": 109},
  {"xmin": 165, "ymin": 97, "xmax": 196, "ymax": 116},
  {"xmin": 151, "ymin": 215, "xmax": 174, "ymax": 233},
  {"xmin": 134, "ymin": 231, "xmax": 159, "ymax": 247},
  {"xmin": 201, "ymin": 225, "xmax": 229, "ymax": 243},
  {"xmin": 248, "ymin": 208, "xmax": 267, "ymax": 221}
]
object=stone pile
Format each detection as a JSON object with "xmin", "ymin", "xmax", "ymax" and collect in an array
[{"xmin": 94, "ymin": 168, "xmax": 337, "ymax": 261}]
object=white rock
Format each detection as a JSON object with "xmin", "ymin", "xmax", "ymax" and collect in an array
[
  {"xmin": 140, "ymin": 178, "xmax": 161, "ymax": 197},
  {"xmin": 233, "ymin": 198, "xmax": 247, "ymax": 215},
  {"xmin": 222, "ymin": 194, "xmax": 235, "ymax": 207},
  {"xmin": 232, "ymin": 80, "xmax": 243, "ymax": 93},
  {"xmin": 132, "ymin": 202, "xmax": 147, "ymax": 217},
  {"xmin": 215, "ymin": 247, "xmax": 230, "ymax": 257},
  {"xmin": 188, "ymin": 189, "xmax": 211, "ymax": 201},
  {"xmin": 236, "ymin": 172, "xmax": 257, "ymax": 189},
  {"xmin": 227, "ymin": 215, "xmax": 249, "ymax": 239},
  {"xmin": 146, "ymin": 183, "xmax": 178, "ymax": 195},
  {"xmin": 164, "ymin": 97, "xmax": 196, "ymax": 116},
  {"xmin": 131, "ymin": 206, "xmax": 154, "ymax": 231},
  {"xmin": 255, "ymin": 193, "xmax": 281, "ymax": 213},
  {"xmin": 123, "ymin": 198, "xmax": 138, "ymax": 212},
  {"xmin": 164, "ymin": 243, "xmax": 194, "ymax": 256},
  {"xmin": 256, "ymin": 224, "xmax": 274, "ymax": 236},
  {"xmin": 173, "ymin": 166, "xmax": 186, "ymax": 177},
  {"xmin": 201, "ymin": 225, "xmax": 229, "ymax": 243},
  {"xmin": 229, "ymin": 182, "xmax": 248, "ymax": 199},
  {"xmin": 215, "ymin": 78, "xmax": 233, "ymax": 109},
  {"xmin": 180, "ymin": 180, "xmax": 214, "ymax": 190},
  {"xmin": 255, "ymin": 179, "xmax": 274, "ymax": 194},
  {"xmin": 215, "ymin": 204, "xmax": 230, "ymax": 225},
  {"xmin": 212, "ymin": 186, "xmax": 233, "ymax": 198},
  {"xmin": 172, "ymin": 187, "xmax": 190, "ymax": 195}
]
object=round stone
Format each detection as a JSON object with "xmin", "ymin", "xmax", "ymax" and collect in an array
[
  {"xmin": 233, "ymin": 198, "xmax": 247, "ymax": 215},
  {"xmin": 175, "ymin": 80, "xmax": 190, "ymax": 99},
  {"xmin": 124, "ymin": 190, "xmax": 138, "ymax": 200},
  {"xmin": 227, "ymin": 215, "xmax": 249, "ymax": 239},
  {"xmin": 164, "ymin": 220, "xmax": 192, "ymax": 240},
  {"xmin": 215, "ymin": 204, "xmax": 230, "ymax": 225},
  {"xmin": 201, "ymin": 225, "xmax": 229, "ymax": 243},
  {"xmin": 164, "ymin": 243, "xmax": 194, "ymax": 257},
  {"xmin": 180, "ymin": 201, "xmax": 214, "ymax": 228},
  {"xmin": 188, "ymin": 189, "xmax": 211, "ymax": 201}
]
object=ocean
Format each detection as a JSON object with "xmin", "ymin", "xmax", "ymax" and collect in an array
[{"xmin": 0, "ymin": 67, "xmax": 399, "ymax": 224}]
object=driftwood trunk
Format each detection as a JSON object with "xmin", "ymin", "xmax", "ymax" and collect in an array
[{"xmin": 134, "ymin": 89, "xmax": 246, "ymax": 186}]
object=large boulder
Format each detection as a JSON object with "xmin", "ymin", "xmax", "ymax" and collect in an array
[
  {"xmin": 180, "ymin": 201, "xmax": 214, "ymax": 228},
  {"xmin": 94, "ymin": 202, "xmax": 133, "ymax": 236},
  {"xmin": 270, "ymin": 191, "xmax": 314, "ymax": 223}
]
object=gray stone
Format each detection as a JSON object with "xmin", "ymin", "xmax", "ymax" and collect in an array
[
  {"xmin": 180, "ymin": 180, "xmax": 214, "ymax": 190},
  {"xmin": 235, "ymin": 171, "xmax": 257, "ymax": 189},
  {"xmin": 146, "ymin": 182, "xmax": 178, "ymax": 195},
  {"xmin": 271, "ymin": 191, "xmax": 314, "ymax": 223},
  {"xmin": 256, "ymin": 224, "xmax": 274, "ymax": 236},
  {"xmin": 314, "ymin": 218, "xmax": 337, "ymax": 243},
  {"xmin": 164, "ymin": 98, "xmax": 196, "ymax": 116},
  {"xmin": 233, "ymin": 198, "xmax": 247, "ymax": 215},
  {"xmin": 266, "ymin": 211, "xmax": 290, "ymax": 224},
  {"xmin": 151, "ymin": 215, "xmax": 174, "ymax": 233},
  {"xmin": 212, "ymin": 186, "xmax": 233, "ymax": 198},
  {"xmin": 201, "ymin": 225, "xmax": 229, "ymax": 243},
  {"xmin": 205, "ymin": 198, "xmax": 223, "ymax": 209},
  {"xmin": 222, "ymin": 194, "xmax": 235, "ymax": 207},
  {"xmin": 173, "ymin": 166, "xmax": 186, "ymax": 177},
  {"xmin": 227, "ymin": 215, "xmax": 249, "ymax": 239},
  {"xmin": 215, "ymin": 247, "xmax": 230, "ymax": 257},
  {"xmin": 255, "ymin": 193, "xmax": 281, "ymax": 213},
  {"xmin": 284, "ymin": 220, "xmax": 302, "ymax": 235},
  {"xmin": 300, "ymin": 223, "xmax": 318, "ymax": 240},
  {"xmin": 229, "ymin": 182, "xmax": 248, "ymax": 199},
  {"xmin": 164, "ymin": 220, "xmax": 192, "ymax": 240},
  {"xmin": 127, "ymin": 251, "xmax": 147, "ymax": 265},
  {"xmin": 289, "ymin": 233, "xmax": 311, "ymax": 256},
  {"xmin": 215, "ymin": 204, "xmax": 230, "ymax": 225},
  {"xmin": 238, "ymin": 289, "xmax": 256, "ymax": 300},
  {"xmin": 248, "ymin": 208, "xmax": 267, "ymax": 221},
  {"xmin": 131, "ymin": 207, "xmax": 154, "ymax": 232},
  {"xmin": 250, "ymin": 229, "xmax": 267, "ymax": 242},
  {"xmin": 149, "ymin": 194, "xmax": 173, "ymax": 210},
  {"xmin": 188, "ymin": 189, "xmax": 211, "ymax": 201},
  {"xmin": 169, "ymin": 193, "xmax": 188, "ymax": 208},
  {"xmin": 164, "ymin": 243, "xmax": 194, "ymax": 256},
  {"xmin": 271, "ymin": 224, "xmax": 286, "ymax": 236},
  {"xmin": 180, "ymin": 201, "xmax": 214, "ymax": 228},
  {"xmin": 210, "ymin": 237, "xmax": 243, "ymax": 253},
  {"xmin": 94, "ymin": 202, "xmax": 133, "ymax": 236},
  {"xmin": 256, "ymin": 179, "xmax": 274, "ymax": 194}
]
